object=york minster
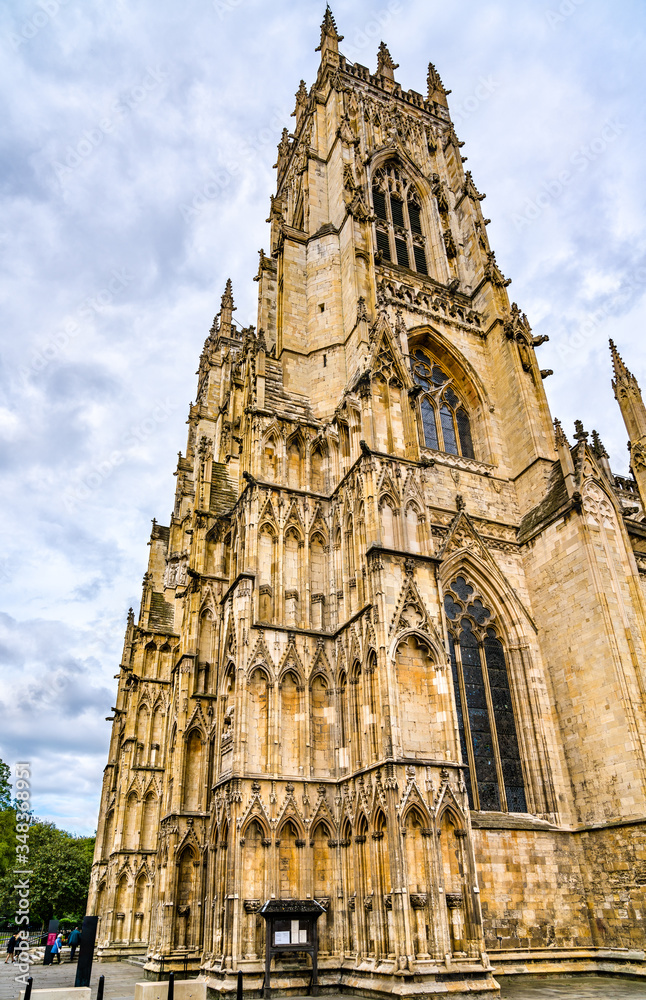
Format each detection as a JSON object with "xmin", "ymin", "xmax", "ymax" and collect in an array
[{"xmin": 89, "ymin": 9, "xmax": 646, "ymax": 996}]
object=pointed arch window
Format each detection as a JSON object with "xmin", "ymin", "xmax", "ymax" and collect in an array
[
  {"xmin": 444, "ymin": 576, "xmax": 527, "ymax": 813},
  {"xmin": 372, "ymin": 163, "xmax": 428, "ymax": 275},
  {"xmin": 412, "ymin": 349, "xmax": 475, "ymax": 458}
]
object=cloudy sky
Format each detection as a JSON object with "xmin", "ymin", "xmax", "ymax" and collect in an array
[{"xmin": 0, "ymin": 0, "xmax": 645, "ymax": 835}]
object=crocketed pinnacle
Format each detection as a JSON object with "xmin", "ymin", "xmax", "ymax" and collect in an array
[
  {"xmin": 427, "ymin": 62, "xmax": 447, "ymax": 98},
  {"xmin": 221, "ymin": 277, "xmax": 235, "ymax": 312},
  {"xmin": 591, "ymin": 430, "xmax": 609, "ymax": 459},
  {"xmin": 553, "ymin": 418, "xmax": 569, "ymax": 448},
  {"xmin": 573, "ymin": 419, "xmax": 589, "ymax": 444},
  {"xmin": 610, "ymin": 338, "xmax": 638, "ymax": 393},
  {"xmin": 317, "ymin": 5, "xmax": 343, "ymax": 48},
  {"xmin": 377, "ymin": 41, "xmax": 399, "ymax": 75},
  {"xmin": 219, "ymin": 278, "xmax": 236, "ymax": 336}
]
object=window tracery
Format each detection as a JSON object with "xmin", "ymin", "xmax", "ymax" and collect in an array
[
  {"xmin": 412, "ymin": 349, "xmax": 474, "ymax": 458},
  {"xmin": 372, "ymin": 163, "xmax": 428, "ymax": 275},
  {"xmin": 444, "ymin": 575, "xmax": 526, "ymax": 813}
]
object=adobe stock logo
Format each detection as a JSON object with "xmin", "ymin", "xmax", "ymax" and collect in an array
[{"xmin": 10, "ymin": 0, "xmax": 71, "ymax": 50}]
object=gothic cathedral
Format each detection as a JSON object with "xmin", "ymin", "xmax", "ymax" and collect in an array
[{"xmin": 89, "ymin": 10, "xmax": 646, "ymax": 996}]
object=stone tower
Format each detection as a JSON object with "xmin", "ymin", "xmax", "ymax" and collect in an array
[{"xmin": 89, "ymin": 10, "xmax": 646, "ymax": 994}]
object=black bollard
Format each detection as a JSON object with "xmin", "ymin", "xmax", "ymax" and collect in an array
[
  {"xmin": 43, "ymin": 920, "xmax": 59, "ymax": 966},
  {"xmin": 75, "ymin": 916, "xmax": 99, "ymax": 989},
  {"xmin": 24, "ymin": 978, "xmax": 33, "ymax": 1000},
  {"xmin": 168, "ymin": 970, "xmax": 175, "ymax": 1000},
  {"xmin": 96, "ymin": 975, "xmax": 105, "ymax": 1000},
  {"xmin": 237, "ymin": 970, "xmax": 243, "ymax": 1000}
]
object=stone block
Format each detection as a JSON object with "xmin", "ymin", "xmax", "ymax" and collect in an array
[
  {"xmin": 134, "ymin": 982, "xmax": 207, "ymax": 1000},
  {"xmin": 20, "ymin": 990, "xmax": 91, "ymax": 1000}
]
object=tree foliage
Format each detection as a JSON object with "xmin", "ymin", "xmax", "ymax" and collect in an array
[
  {"xmin": 0, "ymin": 760, "xmax": 11, "ymax": 810},
  {"xmin": 0, "ymin": 757, "xmax": 95, "ymax": 928},
  {"xmin": 0, "ymin": 760, "xmax": 16, "ymax": 901}
]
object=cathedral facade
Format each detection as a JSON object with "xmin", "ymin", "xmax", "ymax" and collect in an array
[{"xmin": 89, "ymin": 11, "xmax": 646, "ymax": 996}]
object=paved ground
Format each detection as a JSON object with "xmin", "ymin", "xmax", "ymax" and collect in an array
[
  {"xmin": 0, "ymin": 954, "xmax": 142, "ymax": 1000},
  {"xmin": 2, "ymin": 960, "xmax": 646, "ymax": 1000},
  {"xmin": 499, "ymin": 975, "xmax": 646, "ymax": 998}
]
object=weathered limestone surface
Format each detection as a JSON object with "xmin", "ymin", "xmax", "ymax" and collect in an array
[{"xmin": 88, "ymin": 9, "xmax": 646, "ymax": 996}]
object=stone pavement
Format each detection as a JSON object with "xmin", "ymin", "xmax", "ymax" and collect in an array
[
  {"xmin": 0, "ymin": 957, "xmax": 142, "ymax": 1000},
  {"xmin": 499, "ymin": 975, "xmax": 646, "ymax": 997},
  {"xmin": 1, "ymin": 963, "xmax": 646, "ymax": 1000}
]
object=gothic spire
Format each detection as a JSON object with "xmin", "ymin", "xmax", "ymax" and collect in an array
[
  {"xmin": 318, "ymin": 5, "xmax": 342, "ymax": 44},
  {"xmin": 610, "ymin": 338, "xmax": 639, "ymax": 396},
  {"xmin": 219, "ymin": 278, "xmax": 236, "ymax": 337},
  {"xmin": 316, "ymin": 5, "xmax": 343, "ymax": 66},
  {"xmin": 609, "ymin": 340, "xmax": 646, "ymax": 499}
]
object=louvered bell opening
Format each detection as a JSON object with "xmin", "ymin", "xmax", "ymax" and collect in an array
[
  {"xmin": 373, "ymin": 189, "xmax": 387, "ymax": 222},
  {"xmin": 376, "ymin": 228, "xmax": 391, "ymax": 260},
  {"xmin": 457, "ymin": 408, "xmax": 475, "ymax": 459},
  {"xmin": 413, "ymin": 244, "xmax": 428, "ymax": 274},
  {"xmin": 408, "ymin": 202, "xmax": 423, "ymax": 234},
  {"xmin": 395, "ymin": 237, "xmax": 409, "ymax": 268},
  {"xmin": 391, "ymin": 197, "xmax": 405, "ymax": 228}
]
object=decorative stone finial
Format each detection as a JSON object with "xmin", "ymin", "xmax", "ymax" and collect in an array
[
  {"xmin": 573, "ymin": 420, "xmax": 589, "ymax": 445},
  {"xmin": 553, "ymin": 418, "xmax": 569, "ymax": 448},
  {"xmin": 591, "ymin": 430, "xmax": 609, "ymax": 459},
  {"xmin": 219, "ymin": 278, "xmax": 236, "ymax": 337},
  {"xmin": 427, "ymin": 62, "xmax": 450, "ymax": 103},
  {"xmin": 610, "ymin": 338, "xmax": 641, "ymax": 400},
  {"xmin": 609, "ymin": 338, "xmax": 633, "ymax": 380},
  {"xmin": 292, "ymin": 80, "xmax": 308, "ymax": 121},
  {"xmin": 316, "ymin": 5, "xmax": 343, "ymax": 56},
  {"xmin": 377, "ymin": 41, "xmax": 399, "ymax": 81}
]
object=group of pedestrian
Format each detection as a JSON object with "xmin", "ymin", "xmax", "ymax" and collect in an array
[{"xmin": 4, "ymin": 926, "xmax": 82, "ymax": 964}]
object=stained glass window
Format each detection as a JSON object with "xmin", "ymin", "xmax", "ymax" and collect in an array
[
  {"xmin": 411, "ymin": 350, "xmax": 475, "ymax": 458},
  {"xmin": 444, "ymin": 580, "xmax": 527, "ymax": 814},
  {"xmin": 421, "ymin": 397, "xmax": 438, "ymax": 450},
  {"xmin": 371, "ymin": 163, "xmax": 428, "ymax": 275}
]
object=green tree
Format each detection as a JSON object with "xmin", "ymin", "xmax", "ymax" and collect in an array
[
  {"xmin": 0, "ymin": 759, "xmax": 10, "ymax": 809},
  {"xmin": 0, "ymin": 758, "xmax": 95, "ymax": 928},
  {"xmin": 0, "ymin": 758, "xmax": 16, "ymax": 928},
  {"xmin": 0, "ymin": 822, "xmax": 95, "ymax": 927},
  {"xmin": 0, "ymin": 758, "xmax": 16, "ymax": 911}
]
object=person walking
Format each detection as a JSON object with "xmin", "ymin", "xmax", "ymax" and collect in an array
[
  {"xmin": 4, "ymin": 933, "xmax": 17, "ymax": 963},
  {"xmin": 51, "ymin": 932, "xmax": 63, "ymax": 964},
  {"xmin": 68, "ymin": 927, "xmax": 81, "ymax": 962}
]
